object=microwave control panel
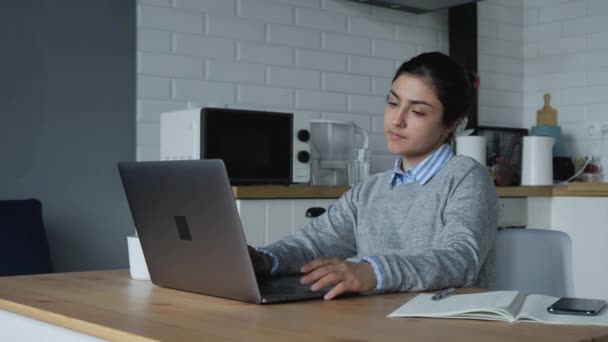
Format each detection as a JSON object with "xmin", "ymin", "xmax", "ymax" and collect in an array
[{"xmin": 293, "ymin": 111, "xmax": 311, "ymax": 183}]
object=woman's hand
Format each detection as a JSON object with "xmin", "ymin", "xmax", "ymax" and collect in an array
[{"xmin": 300, "ymin": 258, "xmax": 377, "ymax": 300}]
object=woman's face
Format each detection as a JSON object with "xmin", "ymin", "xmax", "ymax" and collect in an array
[{"xmin": 384, "ymin": 73, "xmax": 450, "ymax": 163}]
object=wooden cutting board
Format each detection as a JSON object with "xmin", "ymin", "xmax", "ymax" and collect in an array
[{"xmin": 537, "ymin": 93, "xmax": 558, "ymax": 126}]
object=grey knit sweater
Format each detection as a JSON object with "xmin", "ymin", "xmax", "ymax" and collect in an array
[{"xmin": 263, "ymin": 155, "xmax": 498, "ymax": 293}]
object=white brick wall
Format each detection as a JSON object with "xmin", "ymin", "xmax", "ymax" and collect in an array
[
  {"xmin": 238, "ymin": 84, "xmax": 293, "ymax": 108},
  {"xmin": 206, "ymin": 59, "xmax": 265, "ymax": 84},
  {"xmin": 136, "ymin": 0, "xmax": 449, "ymax": 173},
  {"xmin": 349, "ymin": 55, "xmax": 394, "ymax": 77},
  {"xmin": 268, "ymin": 24, "xmax": 321, "ymax": 49},
  {"xmin": 174, "ymin": 0, "xmax": 236, "ymax": 15},
  {"xmin": 348, "ymin": 16, "xmax": 393, "ymax": 39},
  {"xmin": 478, "ymin": 0, "xmax": 524, "ymax": 128},
  {"xmin": 238, "ymin": 41, "xmax": 293, "ymax": 65},
  {"xmin": 268, "ymin": 66, "xmax": 321, "ymax": 89},
  {"xmin": 523, "ymin": 0, "xmax": 608, "ymax": 174},
  {"xmin": 174, "ymin": 33, "xmax": 236, "ymax": 58},
  {"xmin": 295, "ymin": 89, "xmax": 347, "ymax": 112},
  {"xmin": 372, "ymin": 39, "xmax": 417, "ymax": 60},
  {"xmin": 172, "ymin": 79, "xmax": 236, "ymax": 103},
  {"xmin": 324, "ymin": 72, "xmax": 370, "ymax": 94},
  {"xmin": 322, "ymin": 32, "xmax": 370, "ymax": 55},
  {"xmin": 239, "ymin": 0, "xmax": 295, "ymax": 25},
  {"xmin": 138, "ymin": 52, "xmax": 204, "ymax": 78},
  {"xmin": 297, "ymin": 7, "xmax": 347, "ymax": 32},
  {"xmin": 138, "ymin": 29, "xmax": 172, "ymax": 52},
  {"xmin": 208, "ymin": 15, "xmax": 266, "ymax": 41},
  {"xmin": 296, "ymin": 48, "xmax": 347, "ymax": 72},
  {"xmin": 138, "ymin": 6, "xmax": 204, "ymax": 33},
  {"xmin": 137, "ymin": 75, "xmax": 171, "ymax": 99}
]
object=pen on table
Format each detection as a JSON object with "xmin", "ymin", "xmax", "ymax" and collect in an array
[{"xmin": 431, "ymin": 287, "xmax": 456, "ymax": 301}]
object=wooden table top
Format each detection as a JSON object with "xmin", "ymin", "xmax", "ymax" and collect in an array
[{"xmin": 1, "ymin": 270, "xmax": 607, "ymax": 341}]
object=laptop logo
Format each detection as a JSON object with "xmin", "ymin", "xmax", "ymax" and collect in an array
[{"xmin": 174, "ymin": 216, "xmax": 192, "ymax": 241}]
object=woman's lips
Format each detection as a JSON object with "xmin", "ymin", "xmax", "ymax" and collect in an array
[{"xmin": 388, "ymin": 130, "xmax": 406, "ymax": 141}]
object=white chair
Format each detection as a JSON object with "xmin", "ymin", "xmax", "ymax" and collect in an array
[{"xmin": 493, "ymin": 228, "xmax": 575, "ymax": 297}]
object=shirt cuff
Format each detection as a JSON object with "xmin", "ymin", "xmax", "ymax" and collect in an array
[
  {"xmin": 360, "ymin": 256, "xmax": 384, "ymax": 291},
  {"xmin": 255, "ymin": 247, "xmax": 280, "ymax": 275}
]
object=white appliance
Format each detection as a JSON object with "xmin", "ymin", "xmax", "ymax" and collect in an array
[
  {"xmin": 521, "ymin": 136, "xmax": 555, "ymax": 186},
  {"xmin": 309, "ymin": 119, "xmax": 370, "ymax": 186},
  {"xmin": 160, "ymin": 107, "xmax": 311, "ymax": 184},
  {"xmin": 456, "ymin": 135, "xmax": 486, "ymax": 166}
]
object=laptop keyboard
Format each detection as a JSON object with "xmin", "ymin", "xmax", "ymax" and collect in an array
[{"xmin": 258, "ymin": 275, "xmax": 318, "ymax": 295}]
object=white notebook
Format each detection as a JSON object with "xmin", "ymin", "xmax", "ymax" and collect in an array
[{"xmin": 388, "ymin": 291, "xmax": 608, "ymax": 326}]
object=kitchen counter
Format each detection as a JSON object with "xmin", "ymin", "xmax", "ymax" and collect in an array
[
  {"xmin": 496, "ymin": 182, "xmax": 608, "ymax": 197},
  {"xmin": 232, "ymin": 185, "xmax": 350, "ymax": 199},
  {"xmin": 232, "ymin": 182, "xmax": 608, "ymax": 199}
]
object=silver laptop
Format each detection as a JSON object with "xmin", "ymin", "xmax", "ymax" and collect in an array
[{"xmin": 117, "ymin": 159, "xmax": 326, "ymax": 304}]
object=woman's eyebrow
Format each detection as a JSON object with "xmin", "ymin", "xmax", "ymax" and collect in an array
[
  {"xmin": 389, "ymin": 90, "xmax": 433, "ymax": 108},
  {"xmin": 409, "ymin": 100, "xmax": 433, "ymax": 108}
]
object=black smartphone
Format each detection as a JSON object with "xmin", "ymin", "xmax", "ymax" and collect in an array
[{"xmin": 547, "ymin": 297, "xmax": 607, "ymax": 316}]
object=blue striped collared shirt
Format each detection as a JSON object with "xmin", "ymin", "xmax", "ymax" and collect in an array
[{"xmin": 389, "ymin": 143, "xmax": 454, "ymax": 188}]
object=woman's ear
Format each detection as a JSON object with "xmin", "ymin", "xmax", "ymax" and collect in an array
[
  {"xmin": 444, "ymin": 117, "xmax": 463, "ymax": 136},
  {"xmin": 453, "ymin": 117, "xmax": 468, "ymax": 135}
]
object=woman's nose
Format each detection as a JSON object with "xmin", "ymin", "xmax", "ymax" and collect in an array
[{"xmin": 392, "ymin": 109, "xmax": 407, "ymax": 127}]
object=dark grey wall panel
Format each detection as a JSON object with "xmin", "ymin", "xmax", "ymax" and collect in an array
[{"xmin": 0, "ymin": 0, "xmax": 136, "ymax": 271}]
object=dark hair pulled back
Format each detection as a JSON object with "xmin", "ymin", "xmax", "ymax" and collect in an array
[{"xmin": 393, "ymin": 52, "xmax": 476, "ymax": 142}]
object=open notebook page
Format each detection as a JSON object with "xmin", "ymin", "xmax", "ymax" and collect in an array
[
  {"xmin": 516, "ymin": 294, "xmax": 608, "ymax": 326},
  {"xmin": 388, "ymin": 291, "xmax": 524, "ymax": 322}
]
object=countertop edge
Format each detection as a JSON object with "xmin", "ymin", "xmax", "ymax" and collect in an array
[{"xmin": 232, "ymin": 185, "xmax": 608, "ymax": 199}]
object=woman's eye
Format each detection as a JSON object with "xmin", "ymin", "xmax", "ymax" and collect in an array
[
  {"xmin": 386, "ymin": 100, "xmax": 398, "ymax": 107},
  {"xmin": 413, "ymin": 111, "xmax": 425, "ymax": 116}
]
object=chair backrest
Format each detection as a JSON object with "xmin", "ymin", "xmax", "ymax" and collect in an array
[
  {"xmin": 493, "ymin": 228, "xmax": 574, "ymax": 297},
  {"xmin": 0, "ymin": 199, "xmax": 53, "ymax": 276}
]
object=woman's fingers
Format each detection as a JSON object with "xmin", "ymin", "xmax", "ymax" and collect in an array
[
  {"xmin": 310, "ymin": 271, "xmax": 343, "ymax": 291},
  {"xmin": 299, "ymin": 259, "xmax": 377, "ymax": 299},
  {"xmin": 300, "ymin": 264, "xmax": 333, "ymax": 284},
  {"xmin": 300, "ymin": 258, "xmax": 341, "ymax": 273},
  {"xmin": 324, "ymin": 282, "xmax": 348, "ymax": 300},
  {"xmin": 300, "ymin": 261, "xmax": 347, "ymax": 284}
]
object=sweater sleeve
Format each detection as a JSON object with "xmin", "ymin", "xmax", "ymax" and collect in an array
[
  {"xmin": 364, "ymin": 166, "xmax": 498, "ymax": 292},
  {"xmin": 260, "ymin": 187, "xmax": 360, "ymax": 275}
]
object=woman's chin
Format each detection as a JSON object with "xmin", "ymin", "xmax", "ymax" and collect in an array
[
  {"xmin": 386, "ymin": 142, "xmax": 409, "ymax": 155},
  {"xmin": 387, "ymin": 146, "xmax": 409, "ymax": 156}
]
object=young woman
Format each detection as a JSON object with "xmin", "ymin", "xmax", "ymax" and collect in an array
[{"xmin": 249, "ymin": 52, "xmax": 498, "ymax": 300}]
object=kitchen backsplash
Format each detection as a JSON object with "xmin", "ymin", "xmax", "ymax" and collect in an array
[
  {"xmin": 523, "ymin": 0, "xmax": 608, "ymax": 176},
  {"xmin": 136, "ymin": 0, "xmax": 449, "ymax": 173},
  {"xmin": 478, "ymin": 0, "xmax": 524, "ymax": 129},
  {"xmin": 137, "ymin": 0, "xmax": 608, "ymax": 177}
]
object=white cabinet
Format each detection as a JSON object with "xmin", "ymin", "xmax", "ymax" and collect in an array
[
  {"xmin": 236, "ymin": 199, "xmax": 336, "ymax": 247},
  {"xmin": 530, "ymin": 197, "xmax": 608, "ymax": 301},
  {"xmin": 237, "ymin": 197, "xmax": 529, "ymax": 247},
  {"xmin": 497, "ymin": 198, "xmax": 527, "ymax": 228}
]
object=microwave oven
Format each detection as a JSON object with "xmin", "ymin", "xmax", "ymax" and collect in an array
[{"xmin": 160, "ymin": 107, "xmax": 310, "ymax": 185}]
